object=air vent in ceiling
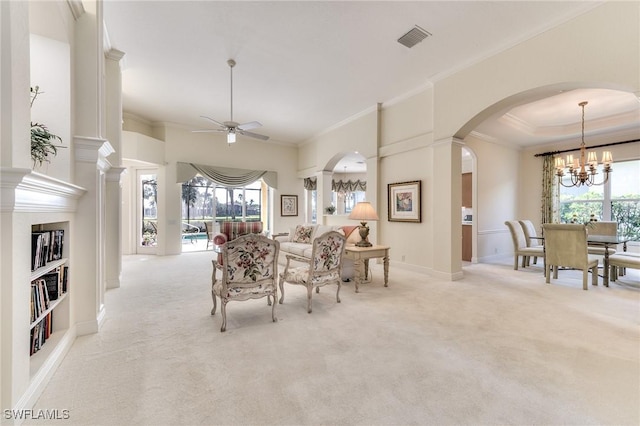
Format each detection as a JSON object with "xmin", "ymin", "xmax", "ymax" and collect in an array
[{"xmin": 397, "ymin": 25, "xmax": 431, "ymax": 48}]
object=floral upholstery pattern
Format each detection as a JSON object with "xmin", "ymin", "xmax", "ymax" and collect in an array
[
  {"xmin": 292, "ymin": 225, "xmax": 314, "ymax": 244},
  {"xmin": 211, "ymin": 234, "xmax": 279, "ymax": 332},
  {"xmin": 278, "ymin": 231, "xmax": 346, "ymax": 313},
  {"xmin": 281, "ymin": 266, "xmax": 340, "ymax": 286},
  {"xmin": 313, "ymin": 234, "xmax": 344, "ymax": 271}
]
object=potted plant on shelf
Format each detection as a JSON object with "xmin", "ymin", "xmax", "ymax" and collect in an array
[
  {"xmin": 30, "ymin": 86, "xmax": 64, "ymax": 167},
  {"xmin": 325, "ymin": 205, "xmax": 336, "ymax": 215}
]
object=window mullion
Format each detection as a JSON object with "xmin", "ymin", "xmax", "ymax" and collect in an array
[{"xmin": 603, "ymin": 175, "xmax": 612, "ymax": 221}]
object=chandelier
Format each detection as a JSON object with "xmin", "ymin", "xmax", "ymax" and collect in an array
[{"xmin": 554, "ymin": 101, "xmax": 612, "ymax": 187}]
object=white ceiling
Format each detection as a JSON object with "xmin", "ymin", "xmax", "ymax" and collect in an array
[{"xmin": 102, "ymin": 1, "xmax": 639, "ymax": 171}]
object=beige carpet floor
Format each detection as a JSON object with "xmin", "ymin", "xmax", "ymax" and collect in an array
[{"xmin": 26, "ymin": 252, "xmax": 639, "ymax": 425}]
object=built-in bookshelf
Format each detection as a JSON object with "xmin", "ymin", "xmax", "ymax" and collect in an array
[{"xmin": 29, "ymin": 223, "xmax": 71, "ymax": 379}]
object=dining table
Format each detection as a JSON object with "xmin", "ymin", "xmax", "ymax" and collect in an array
[{"xmin": 531, "ymin": 234, "xmax": 634, "ymax": 287}]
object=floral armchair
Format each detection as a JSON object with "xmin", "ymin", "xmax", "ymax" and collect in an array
[
  {"xmin": 211, "ymin": 233, "xmax": 280, "ymax": 332},
  {"xmin": 278, "ymin": 231, "xmax": 346, "ymax": 313}
]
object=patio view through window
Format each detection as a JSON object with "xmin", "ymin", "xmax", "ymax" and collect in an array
[
  {"xmin": 181, "ymin": 176, "xmax": 264, "ymax": 250},
  {"xmin": 141, "ymin": 174, "xmax": 157, "ymax": 247},
  {"xmin": 559, "ymin": 159, "xmax": 640, "ymax": 240}
]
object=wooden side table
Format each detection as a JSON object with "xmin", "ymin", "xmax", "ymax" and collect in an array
[{"xmin": 343, "ymin": 245, "xmax": 390, "ymax": 293}]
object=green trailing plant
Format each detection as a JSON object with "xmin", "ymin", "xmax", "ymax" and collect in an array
[{"xmin": 30, "ymin": 86, "xmax": 64, "ymax": 167}]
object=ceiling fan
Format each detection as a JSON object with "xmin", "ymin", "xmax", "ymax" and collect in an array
[{"xmin": 193, "ymin": 59, "xmax": 269, "ymax": 144}]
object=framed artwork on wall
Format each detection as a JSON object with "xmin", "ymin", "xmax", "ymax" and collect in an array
[
  {"xmin": 388, "ymin": 180, "xmax": 421, "ymax": 222},
  {"xmin": 281, "ymin": 195, "xmax": 298, "ymax": 217}
]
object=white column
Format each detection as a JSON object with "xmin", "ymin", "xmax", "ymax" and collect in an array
[
  {"xmin": 0, "ymin": 0, "xmax": 31, "ymax": 169},
  {"xmin": 318, "ymin": 171, "xmax": 333, "ymax": 224},
  {"xmin": 73, "ymin": 138, "xmax": 114, "ymax": 335},
  {"xmin": 431, "ymin": 137, "xmax": 464, "ymax": 280},
  {"xmin": 105, "ymin": 167, "xmax": 126, "ymax": 289},
  {"xmin": 104, "ymin": 48, "xmax": 125, "ymax": 289}
]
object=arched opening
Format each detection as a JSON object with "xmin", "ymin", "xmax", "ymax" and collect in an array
[{"xmin": 453, "ymin": 85, "xmax": 639, "ymax": 265}]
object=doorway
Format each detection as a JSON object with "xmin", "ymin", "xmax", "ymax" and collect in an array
[
  {"xmin": 137, "ymin": 170, "xmax": 157, "ymax": 254},
  {"xmin": 461, "ymin": 147, "xmax": 477, "ymax": 263}
]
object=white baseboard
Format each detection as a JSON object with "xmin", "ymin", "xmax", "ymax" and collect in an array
[
  {"xmin": 15, "ymin": 326, "xmax": 76, "ymax": 422},
  {"xmin": 388, "ymin": 260, "xmax": 464, "ymax": 281}
]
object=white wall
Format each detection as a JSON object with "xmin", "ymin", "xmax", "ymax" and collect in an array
[
  {"xmin": 121, "ymin": 117, "xmax": 300, "ymax": 254},
  {"xmin": 463, "ymin": 135, "xmax": 520, "ymax": 262},
  {"xmin": 300, "ymin": 2, "xmax": 639, "ymax": 278},
  {"xmin": 29, "ymin": 34, "xmax": 71, "ymax": 181}
]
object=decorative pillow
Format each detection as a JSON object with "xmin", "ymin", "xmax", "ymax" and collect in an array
[{"xmin": 292, "ymin": 225, "xmax": 314, "ymax": 244}]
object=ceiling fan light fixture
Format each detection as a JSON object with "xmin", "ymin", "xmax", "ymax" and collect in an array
[{"xmin": 227, "ymin": 129, "xmax": 236, "ymax": 144}]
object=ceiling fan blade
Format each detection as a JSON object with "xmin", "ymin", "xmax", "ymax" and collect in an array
[
  {"xmin": 237, "ymin": 121, "xmax": 262, "ymax": 131},
  {"xmin": 239, "ymin": 130, "xmax": 269, "ymax": 141},
  {"xmin": 200, "ymin": 115, "xmax": 226, "ymax": 128},
  {"xmin": 192, "ymin": 129, "xmax": 226, "ymax": 133}
]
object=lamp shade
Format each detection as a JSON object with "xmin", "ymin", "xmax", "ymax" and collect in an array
[
  {"xmin": 348, "ymin": 202, "xmax": 379, "ymax": 221},
  {"xmin": 227, "ymin": 130, "xmax": 236, "ymax": 143}
]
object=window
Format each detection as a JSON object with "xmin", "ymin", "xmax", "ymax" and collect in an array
[
  {"xmin": 182, "ymin": 176, "xmax": 263, "ymax": 227},
  {"xmin": 559, "ymin": 159, "xmax": 640, "ymax": 240},
  {"xmin": 141, "ymin": 173, "xmax": 157, "ymax": 248}
]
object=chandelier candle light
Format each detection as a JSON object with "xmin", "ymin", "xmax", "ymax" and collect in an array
[
  {"xmin": 348, "ymin": 202, "xmax": 379, "ymax": 247},
  {"xmin": 554, "ymin": 101, "xmax": 612, "ymax": 187}
]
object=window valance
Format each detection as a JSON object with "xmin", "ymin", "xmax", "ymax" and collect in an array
[
  {"xmin": 332, "ymin": 179, "xmax": 366, "ymax": 192},
  {"xmin": 176, "ymin": 162, "xmax": 278, "ymax": 189},
  {"xmin": 303, "ymin": 177, "xmax": 317, "ymax": 190}
]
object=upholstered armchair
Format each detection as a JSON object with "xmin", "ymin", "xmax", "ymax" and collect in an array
[
  {"xmin": 505, "ymin": 221, "xmax": 545, "ymax": 270},
  {"xmin": 211, "ymin": 233, "xmax": 280, "ymax": 332},
  {"xmin": 541, "ymin": 223, "xmax": 599, "ymax": 290},
  {"xmin": 279, "ymin": 231, "xmax": 346, "ymax": 313}
]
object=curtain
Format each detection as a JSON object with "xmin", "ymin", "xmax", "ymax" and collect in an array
[
  {"xmin": 541, "ymin": 155, "xmax": 559, "ymax": 224},
  {"xmin": 176, "ymin": 162, "xmax": 278, "ymax": 189},
  {"xmin": 303, "ymin": 177, "xmax": 317, "ymax": 190},
  {"xmin": 331, "ymin": 179, "xmax": 366, "ymax": 192}
]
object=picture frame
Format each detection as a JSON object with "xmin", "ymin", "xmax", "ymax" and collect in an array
[
  {"xmin": 280, "ymin": 195, "xmax": 298, "ymax": 217},
  {"xmin": 388, "ymin": 180, "xmax": 421, "ymax": 222}
]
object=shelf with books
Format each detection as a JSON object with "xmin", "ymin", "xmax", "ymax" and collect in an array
[{"xmin": 29, "ymin": 226, "xmax": 69, "ymax": 360}]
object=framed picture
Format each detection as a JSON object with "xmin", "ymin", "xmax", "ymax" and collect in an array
[
  {"xmin": 280, "ymin": 195, "xmax": 298, "ymax": 217},
  {"xmin": 388, "ymin": 180, "xmax": 421, "ymax": 222}
]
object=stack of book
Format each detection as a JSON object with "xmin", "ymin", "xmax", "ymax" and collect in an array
[{"xmin": 31, "ymin": 230, "xmax": 64, "ymax": 271}]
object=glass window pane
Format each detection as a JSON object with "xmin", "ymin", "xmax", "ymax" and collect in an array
[
  {"xmin": 559, "ymin": 201, "xmax": 603, "ymax": 223},
  {"xmin": 611, "ymin": 159, "xmax": 640, "ymax": 199}
]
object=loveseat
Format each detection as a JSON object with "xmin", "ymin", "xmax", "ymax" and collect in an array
[
  {"xmin": 274, "ymin": 224, "xmax": 360, "ymax": 280},
  {"xmin": 211, "ymin": 221, "xmax": 264, "ymax": 263}
]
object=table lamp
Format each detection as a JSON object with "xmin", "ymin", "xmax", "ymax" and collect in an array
[{"xmin": 348, "ymin": 202, "xmax": 379, "ymax": 247}]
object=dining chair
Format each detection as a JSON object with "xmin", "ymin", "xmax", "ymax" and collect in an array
[
  {"xmin": 541, "ymin": 223, "xmax": 599, "ymax": 290},
  {"xmin": 211, "ymin": 233, "xmax": 280, "ymax": 332},
  {"xmin": 518, "ymin": 220, "xmax": 543, "ymax": 265},
  {"xmin": 587, "ymin": 221, "xmax": 618, "ymax": 256},
  {"xmin": 505, "ymin": 221, "xmax": 545, "ymax": 270},
  {"xmin": 279, "ymin": 231, "xmax": 346, "ymax": 313}
]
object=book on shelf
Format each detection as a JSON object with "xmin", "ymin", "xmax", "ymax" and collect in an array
[
  {"xmin": 42, "ymin": 267, "xmax": 62, "ymax": 301},
  {"xmin": 31, "ymin": 229, "xmax": 64, "ymax": 271},
  {"xmin": 30, "ymin": 313, "xmax": 53, "ymax": 356}
]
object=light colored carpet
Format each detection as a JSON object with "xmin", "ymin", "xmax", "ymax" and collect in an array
[{"xmin": 26, "ymin": 252, "xmax": 639, "ymax": 425}]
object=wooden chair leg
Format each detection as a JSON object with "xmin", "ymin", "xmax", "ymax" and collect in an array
[
  {"xmin": 278, "ymin": 277, "xmax": 285, "ymax": 304},
  {"xmin": 583, "ymin": 269, "xmax": 589, "ymax": 290},
  {"xmin": 307, "ymin": 286, "xmax": 313, "ymax": 314},
  {"xmin": 220, "ymin": 301, "xmax": 227, "ymax": 332},
  {"xmin": 545, "ymin": 264, "xmax": 551, "ymax": 283}
]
